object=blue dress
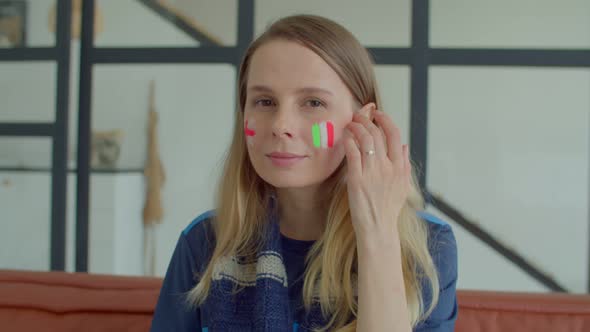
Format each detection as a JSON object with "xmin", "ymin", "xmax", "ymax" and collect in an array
[{"xmin": 150, "ymin": 210, "xmax": 458, "ymax": 331}]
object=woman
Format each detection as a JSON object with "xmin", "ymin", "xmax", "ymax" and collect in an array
[{"xmin": 151, "ymin": 14, "xmax": 457, "ymax": 332}]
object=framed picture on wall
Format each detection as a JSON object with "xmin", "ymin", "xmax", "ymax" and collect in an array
[{"xmin": 0, "ymin": 1, "xmax": 26, "ymax": 47}]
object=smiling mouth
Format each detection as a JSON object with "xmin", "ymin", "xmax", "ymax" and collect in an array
[
  {"xmin": 267, "ymin": 151, "xmax": 305, "ymax": 158},
  {"xmin": 266, "ymin": 154, "xmax": 306, "ymax": 167}
]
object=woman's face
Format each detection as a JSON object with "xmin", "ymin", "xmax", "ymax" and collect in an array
[{"xmin": 244, "ymin": 39, "xmax": 356, "ymax": 189}]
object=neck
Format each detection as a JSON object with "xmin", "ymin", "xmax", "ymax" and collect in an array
[{"xmin": 276, "ymin": 185, "xmax": 327, "ymax": 241}]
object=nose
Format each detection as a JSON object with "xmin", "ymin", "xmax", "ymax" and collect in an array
[{"xmin": 271, "ymin": 107, "xmax": 294, "ymax": 139}]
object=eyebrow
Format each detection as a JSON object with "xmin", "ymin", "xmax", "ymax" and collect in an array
[{"xmin": 248, "ymin": 85, "xmax": 334, "ymax": 96}]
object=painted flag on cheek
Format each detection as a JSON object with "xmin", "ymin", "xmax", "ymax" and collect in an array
[
  {"xmin": 245, "ymin": 119, "xmax": 256, "ymax": 147},
  {"xmin": 245, "ymin": 119, "xmax": 256, "ymax": 137},
  {"xmin": 312, "ymin": 121, "xmax": 334, "ymax": 148}
]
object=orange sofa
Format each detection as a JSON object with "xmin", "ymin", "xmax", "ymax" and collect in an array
[{"xmin": 1, "ymin": 269, "xmax": 589, "ymax": 331}]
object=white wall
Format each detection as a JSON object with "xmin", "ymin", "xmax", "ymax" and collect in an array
[
  {"xmin": 255, "ymin": 0, "xmax": 411, "ymax": 46},
  {"xmin": 1, "ymin": 0, "xmax": 589, "ymax": 293},
  {"xmin": 95, "ymin": 0, "xmax": 199, "ymax": 47},
  {"xmin": 430, "ymin": 0, "xmax": 590, "ymax": 48}
]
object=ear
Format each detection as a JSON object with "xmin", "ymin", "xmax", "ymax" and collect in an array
[{"xmin": 358, "ymin": 102, "xmax": 377, "ymax": 121}]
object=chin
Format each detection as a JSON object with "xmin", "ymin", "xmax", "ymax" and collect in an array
[
  {"xmin": 259, "ymin": 174, "xmax": 313, "ymax": 188},
  {"xmin": 249, "ymin": 154, "xmax": 344, "ymax": 189}
]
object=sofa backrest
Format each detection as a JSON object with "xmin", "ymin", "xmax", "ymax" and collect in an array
[
  {"xmin": 456, "ymin": 289, "xmax": 590, "ymax": 332},
  {"xmin": 1, "ymin": 269, "xmax": 589, "ymax": 331},
  {"xmin": 0, "ymin": 270, "xmax": 162, "ymax": 332}
]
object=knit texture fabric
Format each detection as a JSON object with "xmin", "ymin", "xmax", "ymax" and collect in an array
[{"xmin": 205, "ymin": 200, "xmax": 330, "ymax": 332}]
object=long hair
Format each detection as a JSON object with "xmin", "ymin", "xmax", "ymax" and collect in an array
[{"xmin": 187, "ymin": 14, "xmax": 440, "ymax": 331}]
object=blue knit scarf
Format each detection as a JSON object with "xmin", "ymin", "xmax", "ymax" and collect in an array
[{"xmin": 205, "ymin": 200, "xmax": 328, "ymax": 331}]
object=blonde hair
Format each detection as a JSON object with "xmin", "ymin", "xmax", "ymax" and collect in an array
[{"xmin": 187, "ymin": 14, "xmax": 440, "ymax": 331}]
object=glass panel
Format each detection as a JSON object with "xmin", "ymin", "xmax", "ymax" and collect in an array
[
  {"xmin": 82, "ymin": 64, "xmax": 235, "ymax": 172},
  {"xmin": 0, "ymin": 137, "xmax": 52, "ymax": 169},
  {"xmin": 0, "ymin": 137, "xmax": 52, "ymax": 271},
  {"xmin": 374, "ymin": 65, "xmax": 410, "ymax": 143},
  {"xmin": 65, "ymin": 172, "xmax": 76, "ymax": 272},
  {"xmin": 95, "ymin": 0, "xmax": 237, "ymax": 47},
  {"xmin": 0, "ymin": 62, "xmax": 56, "ymax": 122},
  {"xmin": 431, "ymin": 0, "xmax": 590, "ymax": 49},
  {"xmin": 255, "ymin": 0, "xmax": 411, "ymax": 47},
  {"xmin": 0, "ymin": 0, "xmax": 55, "ymax": 47},
  {"xmin": 82, "ymin": 64, "xmax": 235, "ymax": 275},
  {"xmin": 428, "ymin": 66, "xmax": 590, "ymax": 293}
]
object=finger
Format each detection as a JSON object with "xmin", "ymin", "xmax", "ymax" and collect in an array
[
  {"xmin": 403, "ymin": 144, "xmax": 411, "ymax": 177},
  {"xmin": 353, "ymin": 112, "xmax": 387, "ymax": 159},
  {"xmin": 355, "ymin": 103, "xmax": 386, "ymax": 154},
  {"xmin": 344, "ymin": 129, "xmax": 363, "ymax": 177},
  {"xmin": 374, "ymin": 110, "xmax": 403, "ymax": 164},
  {"xmin": 404, "ymin": 145, "xmax": 413, "ymax": 190},
  {"xmin": 347, "ymin": 121, "xmax": 375, "ymax": 169},
  {"xmin": 348, "ymin": 125, "xmax": 361, "ymax": 150}
]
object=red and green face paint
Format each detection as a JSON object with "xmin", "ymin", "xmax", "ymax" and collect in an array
[
  {"xmin": 245, "ymin": 119, "xmax": 335, "ymax": 149},
  {"xmin": 312, "ymin": 121, "xmax": 334, "ymax": 148},
  {"xmin": 245, "ymin": 119, "xmax": 256, "ymax": 146}
]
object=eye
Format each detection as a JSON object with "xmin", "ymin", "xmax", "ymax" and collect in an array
[
  {"xmin": 254, "ymin": 98, "xmax": 274, "ymax": 107},
  {"xmin": 305, "ymin": 99, "xmax": 325, "ymax": 109}
]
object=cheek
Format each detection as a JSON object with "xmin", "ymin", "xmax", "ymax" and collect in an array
[{"xmin": 244, "ymin": 118, "xmax": 257, "ymax": 147}]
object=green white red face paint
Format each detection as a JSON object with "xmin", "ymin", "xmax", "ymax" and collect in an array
[
  {"xmin": 245, "ymin": 119, "xmax": 256, "ymax": 146},
  {"xmin": 245, "ymin": 119, "xmax": 335, "ymax": 149},
  {"xmin": 312, "ymin": 121, "xmax": 334, "ymax": 148}
]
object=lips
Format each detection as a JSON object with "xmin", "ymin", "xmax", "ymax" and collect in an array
[
  {"xmin": 267, "ymin": 152, "xmax": 305, "ymax": 158},
  {"xmin": 266, "ymin": 152, "xmax": 306, "ymax": 167}
]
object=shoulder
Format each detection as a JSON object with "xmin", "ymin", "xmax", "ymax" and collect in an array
[
  {"xmin": 415, "ymin": 211, "xmax": 459, "ymax": 328},
  {"xmin": 416, "ymin": 210, "xmax": 451, "ymax": 230},
  {"xmin": 416, "ymin": 211, "xmax": 458, "ymax": 287},
  {"xmin": 180, "ymin": 210, "xmax": 217, "ymax": 271},
  {"xmin": 416, "ymin": 210, "xmax": 456, "ymax": 249},
  {"xmin": 183, "ymin": 209, "xmax": 215, "ymax": 237}
]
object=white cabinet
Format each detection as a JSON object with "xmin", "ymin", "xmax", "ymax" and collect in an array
[{"xmin": 70, "ymin": 172, "xmax": 145, "ymax": 276}]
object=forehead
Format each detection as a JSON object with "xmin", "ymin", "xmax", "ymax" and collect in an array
[{"xmin": 246, "ymin": 39, "xmax": 348, "ymax": 94}]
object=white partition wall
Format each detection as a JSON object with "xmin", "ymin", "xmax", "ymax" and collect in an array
[
  {"xmin": 91, "ymin": 64, "xmax": 235, "ymax": 276},
  {"xmin": 428, "ymin": 67, "xmax": 590, "ymax": 293}
]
